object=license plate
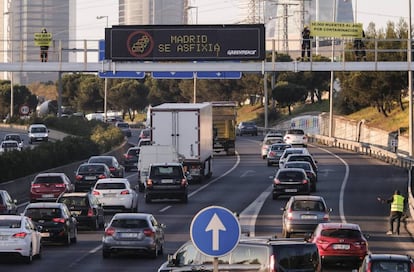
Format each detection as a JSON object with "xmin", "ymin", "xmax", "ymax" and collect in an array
[
  {"xmin": 161, "ymin": 179, "xmax": 174, "ymax": 184},
  {"xmin": 0, "ymin": 235, "xmax": 9, "ymax": 240},
  {"xmin": 119, "ymin": 232, "xmax": 138, "ymax": 238},
  {"xmin": 285, "ymin": 188, "xmax": 297, "ymax": 192},
  {"xmin": 42, "ymin": 194, "xmax": 54, "ymax": 198},
  {"xmin": 103, "ymin": 193, "xmax": 116, "ymax": 197},
  {"xmin": 85, "ymin": 176, "xmax": 96, "ymax": 180},
  {"xmin": 332, "ymin": 244, "xmax": 350, "ymax": 250},
  {"xmin": 41, "ymin": 232, "xmax": 50, "ymax": 238},
  {"xmin": 301, "ymin": 215, "xmax": 317, "ymax": 219},
  {"xmin": 36, "ymin": 138, "xmax": 43, "ymax": 140}
]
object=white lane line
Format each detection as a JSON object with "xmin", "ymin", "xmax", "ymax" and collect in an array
[
  {"xmin": 159, "ymin": 152, "xmax": 241, "ymax": 213},
  {"xmin": 309, "ymin": 144, "xmax": 349, "ymax": 223}
]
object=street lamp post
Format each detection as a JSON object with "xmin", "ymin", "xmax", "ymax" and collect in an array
[
  {"xmin": 408, "ymin": 0, "xmax": 413, "ymax": 156},
  {"xmin": 97, "ymin": 16, "xmax": 109, "ymax": 120},
  {"xmin": 4, "ymin": 12, "xmax": 13, "ymax": 118},
  {"xmin": 186, "ymin": 6, "xmax": 198, "ymax": 103}
]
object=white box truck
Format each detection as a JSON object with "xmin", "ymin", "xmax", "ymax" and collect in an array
[
  {"xmin": 137, "ymin": 145, "xmax": 183, "ymax": 192},
  {"xmin": 150, "ymin": 103, "xmax": 213, "ymax": 181}
]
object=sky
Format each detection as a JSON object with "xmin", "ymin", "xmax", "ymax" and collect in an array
[{"xmin": 76, "ymin": 0, "xmax": 412, "ymax": 40}]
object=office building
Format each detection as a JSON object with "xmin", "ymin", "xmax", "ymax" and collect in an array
[{"xmin": 3, "ymin": 0, "xmax": 75, "ymax": 84}]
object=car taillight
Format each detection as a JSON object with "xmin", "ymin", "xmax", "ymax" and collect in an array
[
  {"xmin": 87, "ymin": 208, "xmax": 94, "ymax": 217},
  {"xmin": 120, "ymin": 190, "xmax": 130, "ymax": 195},
  {"xmin": 93, "ymin": 190, "xmax": 100, "ymax": 195},
  {"xmin": 287, "ymin": 210, "xmax": 293, "ymax": 220},
  {"xmin": 269, "ymin": 151, "xmax": 275, "ymax": 156},
  {"xmin": 302, "ymin": 179, "xmax": 308, "ymax": 184},
  {"xmin": 366, "ymin": 262, "xmax": 372, "ymax": 272},
  {"xmin": 181, "ymin": 179, "xmax": 188, "ymax": 187},
  {"xmin": 316, "ymin": 238, "xmax": 330, "ymax": 245},
  {"xmin": 410, "ymin": 262, "xmax": 414, "ymax": 272},
  {"xmin": 52, "ymin": 218, "xmax": 66, "ymax": 224},
  {"xmin": 354, "ymin": 241, "xmax": 367, "ymax": 248},
  {"xmin": 105, "ymin": 227, "xmax": 115, "ymax": 236},
  {"xmin": 146, "ymin": 179, "xmax": 153, "ymax": 188},
  {"xmin": 123, "ymin": 154, "xmax": 132, "ymax": 159},
  {"xmin": 143, "ymin": 228, "xmax": 155, "ymax": 237},
  {"xmin": 269, "ymin": 254, "xmax": 276, "ymax": 272},
  {"xmin": 109, "ymin": 167, "xmax": 116, "ymax": 172},
  {"xmin": 273, "ymin": 178, "xmax": 281, "ymax": 185},
  {"xmin": 98, "ymin": 174, "xmax": 106, "ymax": 179},
  {"xmin": 31, "ymin": 184, "xmax": 41, "ymax": 188},
  {"xmin": 55, "ymin": 183, "xmax": 66, "ymax": 188},
  {"xmin": 13, "ymin": 232, "xmax": 28, "ymax": 239},
  {"xmin": 75, "ymin": 175, "xmax": 83, "ymax": 181},
  {"xmin": 323, "ymin": 214, "xmax": 329, "ymax": 221}
]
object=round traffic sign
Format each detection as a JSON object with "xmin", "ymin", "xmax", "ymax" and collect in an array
[
  {"xmin": 190, "ymin": 206, "xmax": 241, "ymax": 258},
  {"xmin": 19, "ymin": 105, "xmax": 30, "ymax": 115}
]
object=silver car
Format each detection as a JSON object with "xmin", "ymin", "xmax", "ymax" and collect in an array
[
  {"xmin": 281, "ymin": 195, "xmax": 331, "ymax": 238},
  {"xmin": 102, "ymin": 213, "xmax": 166, "ymax": 258}
]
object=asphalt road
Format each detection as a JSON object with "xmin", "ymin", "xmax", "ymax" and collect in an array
[{"xmin": 0, "ymin": 131, "xmax": 412, "ymax": 271}]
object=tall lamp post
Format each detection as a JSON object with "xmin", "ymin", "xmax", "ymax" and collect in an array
[
  {"xmin": 4, "ymin": 11, "xmax": 13, "ymax": 118},
  {"xmin": 408, "ymin": 0, "xmax": 413, "ymax": 156},
  {"xmin": 97, "ymin": 16, "xmax": 109, "ymax": 120},
  {"xmin": 186, "ymin": 6, "xmax": 198, "ymax": 103},
  {"xmin": 328, "ymin": 0, "xmax": 336, "ymax": 138}
]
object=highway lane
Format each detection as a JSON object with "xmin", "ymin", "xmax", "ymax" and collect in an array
[{"xmin": 0, "ymin": 134, "xmax": 413, "ymax": 271}]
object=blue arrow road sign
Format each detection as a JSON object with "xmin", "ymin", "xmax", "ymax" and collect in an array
[
  {"xmin": 196, "ymin": 71, "xmax": 242, "ymax": 79},
  {"xmin": 98, "ymin": 71, "xmax": 146, "ymax": 79},
  {"xmin": 190, "ymin": 206, "xmax": 240, "ymax": 257},
  {"xmin": 152, "ymin": 71, "xmax": 194, "ymax": 79}
]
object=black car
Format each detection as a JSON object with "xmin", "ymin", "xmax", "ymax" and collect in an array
[
  {"xmin": 272, "ymin": 168, "xmax": 311, "ymax": 199},
  {"xmin": 359, "ymin": 253, "xmax": 414, "ymax": 272},
  {"xmin": 57, "ymin": 192, "xmax": 105, "ymax": 230},
  {"xmin": 74, "ymin": 162, "xmax": 111, "ymax": 192},
  {"xmin": 23, "ymin": 202, "xmax": 77, "ymax": 245},
  {"xmin": 236, "ymin": 121, "xmax": 258, "ymax": 136},
  {"xmin": 284, "ymin": 161, "xmax": 317, "ymax": 192},
  {"xmin": 145, "ymin": 163, "xmax": 188, "ymax": 203},
  {"xmin": 158, "ymin": 237, "xmax": 321, "ymax": 272},
  {"xmin": 115, "ymin": 122, "xmax": 132, "ymax": 137},
  {"xmin": 88, "ymin": 155, "xmax": 125, "ymax": 178},
  {"xmin": 0, "ymin": 190, "xmax": 17, "ymax": 215},
  {"xmin": 122, "ymin": 146, "xmax": 140, "ymax": 172}
]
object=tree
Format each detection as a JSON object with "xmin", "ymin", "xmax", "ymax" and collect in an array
[
  {"xmin": 272, "ymin": 81, "xmax": 307, "ymax": 115},
  {"xmin": 75, "ymin": 76, "xmax": 103, "ymax": 112},
  {"xmin": 108, "ymin": 80, "xmax": 149, "ymax": 121}
]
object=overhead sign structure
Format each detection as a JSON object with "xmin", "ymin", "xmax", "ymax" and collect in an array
[
  {"xmin": 34, "ymin": 31, "xmax": 52, "ymax": 47},
  {"xmin": 190, "ymin": 206, "xmax": 241, "ymax": 258},
  {"xmin": 151, "ymin": 71, "xmax": 194, "ymax": 79},
  {"xmin": 310, "ymin": 21, "xmax": 363, "ymax": 38},
  {"xmin": 98, "ymin": 71, "xmax": 145, "ymax": 79},
  {"xmin": 197, "ymin": 71, "xmax": 242, "ymax": 79},
  {"xmin": 105, "ymin": 24, "xmax": 265, "ymax": 61}
]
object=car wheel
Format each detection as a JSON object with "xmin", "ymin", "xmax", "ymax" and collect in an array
[
  {"xmin": 36, "ymin": 243, "xmax": 42, "ymax": 259},
  {"xmin": 311, "ymin": 183, "xmax": 316, "ymax": 192},
  {"xmin": 102, "ymin": 250, "xmax": 111, "ymax": 259},
  {"xmin": 139, "ymin": 183, "xmax": 145, "ymax": 192},
  {"xmin": 150, "ymin": 245, "xmax": 158, "ymax": 259},
  {"xmin": 272, "ymin": 193, "xmax": 278, "ymax": 200},
  {"xmin": 182, "ymin": 194, "xmax": 188, "ymax": 203},
  {"xmin": 145, "ymin": 194, "xmax": 151, "ymax": 203},
  {"xmin": 267, "ymin": 161, "xmax": 271, "ymax": 166},
  {"xmin": 71, "ymin": 228, "xmax": 77, "ymax": 244},
  {"xmin": 23, "ymin": 244, "xmax": 33, "ymax": 264},
  {"xmin": 64, "ymin": 232, "xmax": 71, "ymax": 246},
  {"xmin": 92, "ymin": 218, "xmax": 99, "ymax": 230}
]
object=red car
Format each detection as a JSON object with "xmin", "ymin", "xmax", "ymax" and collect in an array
[
  {"xmin": 30, "ymin": 172, "xmax": 75, "ymax": 202},
  {"xmin": 309, "ymin": 222, "xmax": 368, "ymax": 269}
]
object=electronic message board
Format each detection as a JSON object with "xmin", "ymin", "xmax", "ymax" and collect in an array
[{"xmin": 105, "ymin": 24, "xmax": 265, "ymax": 61}]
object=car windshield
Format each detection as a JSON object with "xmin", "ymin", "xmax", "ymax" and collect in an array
[
  {"xmin": 292, "ymin": 200, "xmax": 325, "ymax": 211},
  {"xmin": 277, "ymin": 171, "xmax": 304, "ymax": 180},
  {"xmin": 25, "ymin": 208, "xmax": 62, "ymax": 220},
  {"xmin": 59, "ymin": 196, "xmax": 87, "ymax": 207},
  {"xmin": 95, "ymin": 182, "xmax": 126, "ymax": 190},
  {"xmin": 372, "ymin": 261, "xmax": 410, "ymax": 272},
  {"xmin": 287, "ymin": 129, "xmax": 304, "ymax": 135},
  {"xmin": 4, "ymin": 135, "xmax": 20, "ymax": 141},
  {"xmin": 127, "ymin": 149, "xmax": 140, "ymax": 156},
  {"xmin": 34, "ymin": 176, "xmax": 63, "ymax": 184},
  {"xmin": 31, "ymin": 127, "xmax": 46, "ymax": 133},
  {"xmin": 117, "ymin": 123, "xmax": 129, "ymax": 128},
  {"xmin": 274, "ymin": 244, "xmax": 319, "ymax": 270},
  {"xmin": 79, "ymin": 164, "xmax": 105, "ymax": 173},
  {"xmin": 320, "ymin": 228, "xmax": 362, "ymax": 239},
  {"xmin": 151, "ymin": 166, "xmax": 182, "ymax": 178},
  {"xmin": 111, "ymin": 219, "xmax": 148, "ymax": 228},
  {"xmin": 285, "ymin": 162, "xmax": 311, "ymax": 171},
  {"xmin": 0, "ymin": 219, "xmax": 21, "ymax": 228},
  {"xmin": 271, "ymin": 145, "xmax": 290, "ymax": 151}
]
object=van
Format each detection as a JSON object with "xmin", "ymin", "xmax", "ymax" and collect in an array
[
  {"xmin": 158, "ymin": 237, "xmax": 321, "ymax": 272},
  {"xmin": 28, "ymin": 124, "xmax": 49, "ymax": 144}
]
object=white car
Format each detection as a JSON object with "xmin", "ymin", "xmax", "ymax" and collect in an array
[
  {"xmin": 278, "ymin": 147, "xmax": 310, "ymax": 169},
  {"xmin": 92, "ymin": 178, "xmax": 138, "ymax": 212},
  {"xmin": 28, "ymin": 124, "xmax": 49, "ymax": 144},
  {"xmin": 283, "ymin": 129, "xmax": 308, "ymax": 146},
  {"xmin": 3, "ymin": 134, "xmax": 24, "ymax": 149},
  {"xmin": 0, "ymin": 215, "xmax": 42, "ymax": 263},
  {"xmin": 0, "ymin": 140, "xmax": 21, "ymax": 153}
]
